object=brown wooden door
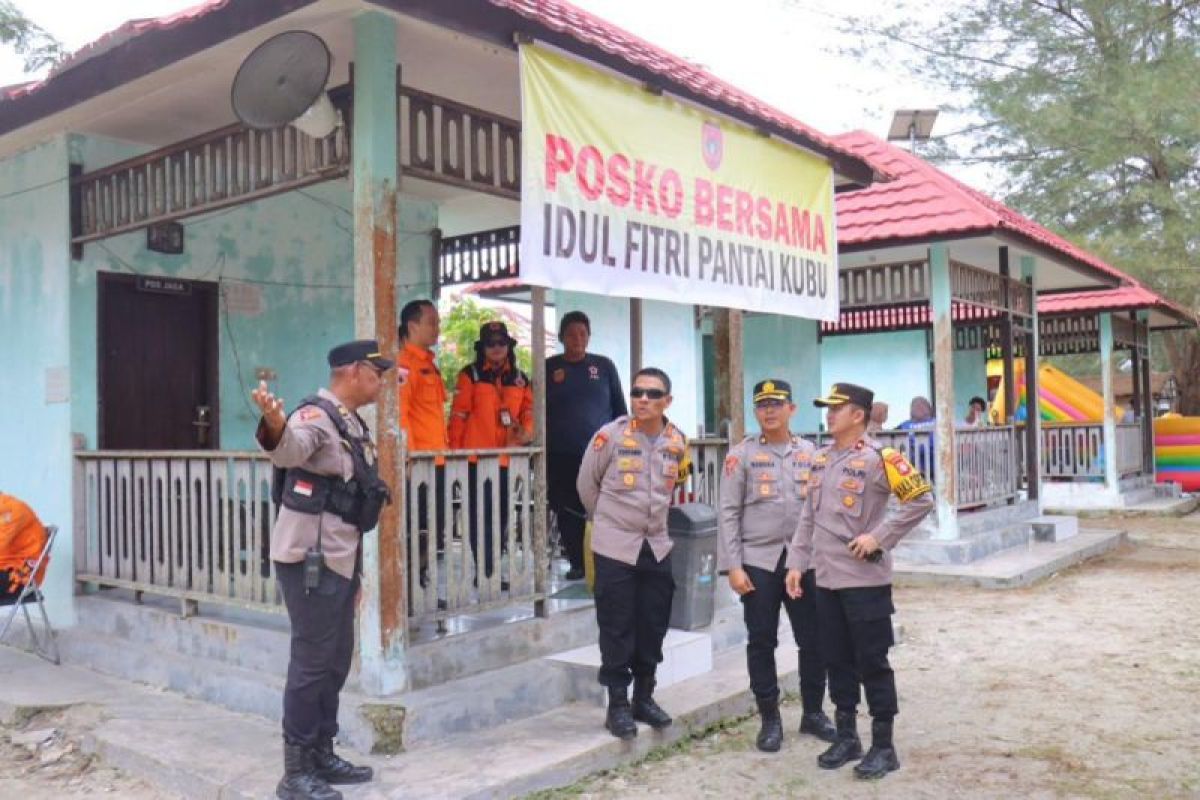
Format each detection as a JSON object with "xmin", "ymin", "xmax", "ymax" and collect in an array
[{"xmin": 98, "ymin": 273, "xmax": 219, "ymax": 449}]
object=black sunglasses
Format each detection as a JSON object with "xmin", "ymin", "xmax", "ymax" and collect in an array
[{"xmin": 630, "ymin": 387, "xmax": 667, "ymax": 399}]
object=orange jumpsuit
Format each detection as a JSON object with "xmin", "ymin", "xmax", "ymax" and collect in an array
[{"xmin": 397, "ymin": 342, "xmax": 448, "ymax": 453}]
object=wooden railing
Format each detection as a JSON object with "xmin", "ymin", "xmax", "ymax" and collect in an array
[
  {"xmin": 1041, "ymin": 423, "xmax": 1103, "ymax": 479},
  {"xmin": 1115, "ymin": 422, "xmax": 1145, "ymax": 478},
  {"xmin": 74, "ymin": 447, "xmax": 548, "ymax": 624},
  {"xmin": 405, "ymin": 448, "xmax": 546, "ymax": 622},
  {"xmin": 74, "ymin": 451, "xmax": 281, "ymax": 613},
  {"xmin": 956, "ymin": 426, "xmax": 1020, "ymax": 508}
]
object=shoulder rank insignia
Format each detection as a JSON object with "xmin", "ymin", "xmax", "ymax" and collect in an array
[
  {"xmin": 879, "ymin": 447, "xmax": 931, "ymax": 502},
  {"xmin": 593, "ymin": 433, "xmax": 609, "ymax": 451}
]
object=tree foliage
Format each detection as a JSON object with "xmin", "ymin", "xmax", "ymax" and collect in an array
[
  {"xmin": 841, "ymin": 0, "xmax": 1200, "ymax": 410},
  {"xmin": 0, "ymin": 2, "xmax": 64, "ymax": 72},
  {"xmin": 435, "ymin": 297, "xmax": 532, "ymax": 396}
]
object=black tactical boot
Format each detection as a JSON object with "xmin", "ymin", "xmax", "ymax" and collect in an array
[
  {"xmin": 799, "ymin": 709, "xmax": 838, "ymax": 743},
  {"xmin": 276, "ymin": 741, "xmax": 342, "ymax": 800},
  {"xmin": 817, "ymin": 710, "xmax": 863, "ymax": 769},
  {"xmin": 755, "ymin": 696, "xmax": 783, "ymax": 753},
  {"xmin": 605, "ymin": 686, "xmax": 638, "ymax": 740},
  {"xmin": 854, "ymin": 719, "xmax": 900, "ymax": 779},
  {"xmin": 312, "ymin": 739, "xmax": 374, "ymax": 785},
  {"xmin": 631, "ymin": 676, "xmax": 673, "ymax": 729}
]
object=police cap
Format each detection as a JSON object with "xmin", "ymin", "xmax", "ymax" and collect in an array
[
  {"xmin": 328, "ymin": 339, "xmax": 394, "ymax": 370},
  {"xmin": 813, "ymin": 382, "xmax": 874, "ymax": 410},
  {"xmin": 752, "ymin": 379, "xmax": 792, "ymax": 405}
]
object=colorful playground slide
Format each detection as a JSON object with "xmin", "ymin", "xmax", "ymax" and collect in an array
[
  {"xmin": 987, "ymin": 360, "xmax": 1123, "ymax": 422},
  {"xmin": 1154, "ymin": 416, "xmax": 1200, "ymax": 491}
]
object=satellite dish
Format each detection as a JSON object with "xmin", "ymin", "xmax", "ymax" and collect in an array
[{"xmin": 231, "ymin": 30, "xmax": 338, "ymax": 138}]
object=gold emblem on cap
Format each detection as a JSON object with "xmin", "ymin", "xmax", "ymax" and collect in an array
[{"xmin": 763, "ymin": 381, "xmax": 776, "ymax": 393}]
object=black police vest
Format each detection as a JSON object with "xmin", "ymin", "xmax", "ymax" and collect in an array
[{"xmin": 270, "ymin": 395, "xmax": 392, "ymax": 533}]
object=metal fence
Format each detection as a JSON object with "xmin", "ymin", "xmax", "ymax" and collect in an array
[
  {"xmin": 674, "ymin": 438, "xmax": 729, "ymax": 507},
  {"xmin": 74, "ymin": 451, "xmax": 281, "ymax": 614}
]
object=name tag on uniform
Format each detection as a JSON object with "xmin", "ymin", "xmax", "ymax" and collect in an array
[{"xmin": 752, "ymin": 453, "xmax": 772, "ymax": 464}]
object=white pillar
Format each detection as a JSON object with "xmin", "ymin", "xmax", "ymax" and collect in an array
[
  {"xmin": 1099, "ymin": 312, "xmax": 1120, "ymax": 495},
  {"xmin": 929, "ymin": 243, "xmax": 957, "ymax": 540}
]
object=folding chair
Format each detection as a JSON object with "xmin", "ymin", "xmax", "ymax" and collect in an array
[{"xmin": 0, "ymin": 524, "xmax": 60, "ymax": 664}]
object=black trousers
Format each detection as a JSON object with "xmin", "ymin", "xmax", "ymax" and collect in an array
[
  {"xmin": 816, "ymin": 584, "xmax": 897, "ymax": 721},
  {"xmin": 467, "ymin": 462, "xmax": 509, "ymax": 579},
  {"xmin": 547, "ymin": 451, "xmax": 587, "ymax": 570},
  {"xmin": 276, "ymin": 560, "xmax": 358, "ymax": 746},
  {"xmin": 593, "ymin": 541, "xmax": 675, "ymax": 688},
  {"xmin": 742, "ymin": 558, "xmax": 827, "ymax": 710}
]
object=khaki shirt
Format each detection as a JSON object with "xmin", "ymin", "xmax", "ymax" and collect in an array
[
  {"xmin": 577, "ymin": 416, "xmax": 687, "ymax": 565},
  {"xmin": 718, "ymin": 433, "xmax": 815, "ymax": 573},
  {"xmin": 786, "ymin": 435, "xmax": 933, "ymax": 589},
  {"xmin": 257, "ymin": 388, "xmax": 365, "ymax": 580}
]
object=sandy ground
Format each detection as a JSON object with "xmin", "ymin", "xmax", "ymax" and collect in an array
[
  {"xmin": 0, "ymin": 709, "xmax": 165, "ymax": 798},
  {"xmin": 538, "ymin": 516, "xmax": 1200, "ymax": 799},
  {"xmin": 3, "ymin": 514, "xmax": 1197, "ymax": 799}
]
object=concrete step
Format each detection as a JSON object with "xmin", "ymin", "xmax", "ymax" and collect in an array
[
  {"xmin": 73, "ymin": 589, "xmax": 604, "ymax": 691},
  {"xmin": 1, "ymin": 640, "xmax": 795, "ymax": 800}
]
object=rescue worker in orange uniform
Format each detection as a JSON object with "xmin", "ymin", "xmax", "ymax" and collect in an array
[
  {"xmin": 449, "ymin": 321, "xmax": 534, "ymax": 586},
  {"xmin": 0, "ymin": 493, "xmax": 48, "ymax": 602},
  {"xmin": 397, "ymin": 299, "xmax": 448, "ymax": 586}
]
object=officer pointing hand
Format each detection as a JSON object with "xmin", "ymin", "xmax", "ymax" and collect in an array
[{"xmin": 252, "ymin": 380, "xmax": 287, "ymax": 442}]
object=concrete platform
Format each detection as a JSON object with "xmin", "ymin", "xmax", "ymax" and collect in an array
[
  {"xmin": 1046, "ymin": 494, "xmax": 1198, "ymax": 519},
  {"xmin": 894, "ymin": 528, "xmax": 1127, "ymax": 589},
  {"xmin": 0, "ymin": 640, "xmax": 795, "ymax": 800}
]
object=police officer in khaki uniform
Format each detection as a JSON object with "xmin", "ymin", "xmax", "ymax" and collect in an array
[
  {"xmin": 578, "ymin": 367, "xmax": 686, "ymax": 740},
  {"xmin": 719, "ymin": 379, "xmax": 836, "ymax": 753},
  {"xmin": 785, "ymin": 383, "xmax": 933, "ymax": 780},
  {"xmin": 254, "ymin": 340, "xmax": 393, "ymax": 800}
]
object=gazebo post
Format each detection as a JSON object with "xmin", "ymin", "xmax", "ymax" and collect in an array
[
  {"xmin": 350, "ymin": 10, "xmax": 407, "ymax": 696},
  {"xmin": 999, "ymin": 247, "xmax": 1016, "ymax": 422},
  {"xmin": 1137, "ymin": 310, "xmax": 1154, "ymax": 476},
  {"xmin": 1020, "ymin": 255, "xmax": 1041, "ymax": 503},
  {"xmin": 929, "ymin": 243, "xmax": 958, "ymax": 540},
  {"xmin": 1099, "ymin": 312, "xmax": 1120, "ymax": 495}
]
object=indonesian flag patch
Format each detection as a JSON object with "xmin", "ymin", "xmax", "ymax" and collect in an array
[{"xmin": 293, "ymin": 480, "xmax": 314, "ymax": 497}]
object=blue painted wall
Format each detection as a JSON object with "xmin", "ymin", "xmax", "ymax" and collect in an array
[
  {"xmin": 70, "ymin": 134, "xmax": 435, "ymax": 450},
  {"xmin": 743, "ymin": 315, "xmax": 821, "ymax": 434},
  {"xmin": 820, "ymin": 329, "xmax": 930, "ymax": 430},
  {"xmin": 0, "ymin": 136, "xmax": 75, "ymax": 623},
  {"xmin": 953, "ymin": 348, "xmax": 989, "ymax": 423}
]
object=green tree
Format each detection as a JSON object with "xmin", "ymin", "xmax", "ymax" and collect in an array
[
  {"xmin": 841, "ymin": 0, "xmax": 1200, "ymax": 411},
  {"xmin": 436, "ymin": 297, "xmax": 532, "ymax": 397},
  {"xmin": 1, "ymin": 2, "xmax": 64, "ymax": 72}
]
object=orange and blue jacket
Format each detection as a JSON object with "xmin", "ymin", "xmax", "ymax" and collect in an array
[{"xmin": 449, "ymin": 362, "xmax": 534, "ymax": 463}]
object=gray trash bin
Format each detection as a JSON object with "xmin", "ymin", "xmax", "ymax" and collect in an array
[{"xmin": 667, "ymin": 503, "xmax": 718, "ymax": 630}]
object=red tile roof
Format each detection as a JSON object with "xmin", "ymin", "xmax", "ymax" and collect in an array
[
  {"xmin": 0, "ymin": 0, "xmax": 878, "ymax": 181},
  {"xmin": 0, "ymin": 0, "xmax": 230, "ymax": 103},
  {"xmin": 833, "ymin": 130, "xmax": 1128, "ymax": 284},
  {"xmin": 487, "ymin": 0, "xmax": 871, "ymax": 172},
  {"xmin": 1039, "ymin": 285, "xmax": 1196, "ymax": 324}
]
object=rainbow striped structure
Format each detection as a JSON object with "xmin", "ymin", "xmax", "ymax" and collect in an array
[
  {"xmin": 1154, "ymin": 416, "xmax": 1200, "ymax": 491},
  {"xmin": 988, "ymin": 360, "xmax": 1123, "ymax": 423}
]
